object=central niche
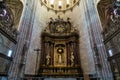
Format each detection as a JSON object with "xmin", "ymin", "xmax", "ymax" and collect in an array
[
  {"xmin": 54, "ymin": 42, "xmax": 66, "ymax": 66},
  {"xmin": 38, "ymin": 17, "xmax": 83, "ymax": 77}
]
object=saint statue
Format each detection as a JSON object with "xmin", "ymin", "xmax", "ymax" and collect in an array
[
  {"xmin": 46, "ymin": 54, "xmax": 50, "ymax": 65},
  {"xmin": 58, "ymin": 53, "xmax": 62, "ymax": 64},
  {"xmin": 70, "ymin": 52, "xmax": 74, "ymax": 66}
]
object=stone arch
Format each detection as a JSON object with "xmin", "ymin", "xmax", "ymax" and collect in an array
[
  {"xmin": 97, "ymin": 0, "xmax": 114, "ymax": 29},
  {"xmin": 6, "ymin": 0, "xmax": 24, "ymax": 29}
]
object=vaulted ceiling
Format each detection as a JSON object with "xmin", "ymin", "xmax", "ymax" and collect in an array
[
  {"xmin": 5, "ymin": 0, "xmax": 114, "ymax": 30},
  {"xmin": 6, "ymin": 0, "xmax": 23, "ymax": 29},
  {"xmin": 97, "ymin": 0, "xmax": 114, "ymax": 29}
]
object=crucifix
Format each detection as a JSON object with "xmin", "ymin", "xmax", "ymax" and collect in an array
[{"xmin": 34, "ymin": 48, "xmax": 40, "ymax": 75}]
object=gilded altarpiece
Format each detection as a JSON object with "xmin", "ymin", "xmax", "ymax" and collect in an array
[{"xmin": 38, "ymin": 17, "xmax": 83, "ymax": 77}]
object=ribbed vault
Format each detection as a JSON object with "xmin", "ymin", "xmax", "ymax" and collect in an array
[
  {"xmin": 6, "ymin": 0, "xmax": 23, "ymax": 29},
  {"xmin": 97, "ymin": 0, "xmax": 114, "ymax": 29}
]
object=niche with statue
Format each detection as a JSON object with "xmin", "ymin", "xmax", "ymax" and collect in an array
[{"xmin": 38, "ymin": 17, "xmax": 83, "ymax": 77}]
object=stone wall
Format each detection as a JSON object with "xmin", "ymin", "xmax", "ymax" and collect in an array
[
  {"xmin": 9, "ymin": 0, "xmax": 113, "ymax": 79},
  {"xmin": 25, "ymin": 0, "xmax": 96, "ymax": 75},
  {"xmin": 8, "ymin": 0, "xmax": 37, "ymax": 79}
]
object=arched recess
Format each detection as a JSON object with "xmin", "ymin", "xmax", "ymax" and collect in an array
[
  {"xmin": 6, "ymin": 0, "xmax": 23, "ymax": 29},
  {"xmin": 97, "ymin": 0, "xmax": 114, "ymax": 30}
]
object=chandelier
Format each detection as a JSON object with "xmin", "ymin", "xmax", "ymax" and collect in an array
[{"xmin": 41, "ymin": 0, "xmax": 80, "ymax": 12}]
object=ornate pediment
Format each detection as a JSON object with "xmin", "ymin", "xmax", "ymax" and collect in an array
[{"xmin": 44, "ymin": 16, "xmax": 78, "ymax": 36}]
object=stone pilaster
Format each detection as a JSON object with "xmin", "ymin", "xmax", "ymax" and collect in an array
[
  {"xmin": 8, "ymin": 0, "xmax": 37, "ymax": 79},
  {"xmin": 83, "ymin": 0, "xmax": 113, "ymax": 79}
]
